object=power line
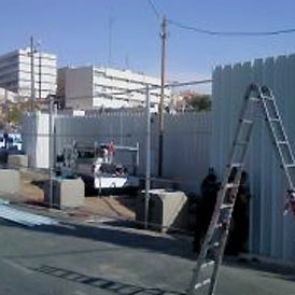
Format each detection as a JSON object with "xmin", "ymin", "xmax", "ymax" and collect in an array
[
  {"xmin": 146, "ymin": 0, "xmax": 161, "ymax": 20},
  {"xmin": 168, "ymin": 18, "xmax": 295, "ymax": 37},
  {"xmin": 145, "ymin": 0, "xmax": 295, "ymax": 37}
]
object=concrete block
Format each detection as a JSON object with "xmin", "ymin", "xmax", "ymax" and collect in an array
[
  {"xmin": 136, "ymin": 189, "xmax": 188, "ymax": 233},
  {"xmin": 8, "ymin": 154, "xmax": 29, "ymax": 169},
  {"xmin": 44, "ymin": 177, "xmax": 85, "ymax": 209},
  {"xmin": 0, "ymin": 169, "xmax": 20, "ymax": 194}
]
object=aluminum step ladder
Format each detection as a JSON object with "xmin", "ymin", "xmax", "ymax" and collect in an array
[{"xmin": 187, "ymin": 84, "xmax": 295, "ymax": 295}]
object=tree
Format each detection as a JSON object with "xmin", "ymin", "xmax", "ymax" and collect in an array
[
  {"xmin": 180, "ymin": 90, "xmax": 211, "ymax": 111},
  {"xmin": 7, "ymin": 104, "xmax": 22, "ymax": 125}
]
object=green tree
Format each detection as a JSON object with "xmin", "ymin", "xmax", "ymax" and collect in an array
[
  {"xmin": 7, "ymin": 104, "xmax": 22, "ymax": 125},
  {"xmin": 189, "ymin": 94, "xmax": 211, "ymax": 111},
  {"xmin": 180, "ymin": 91, "xmax": 211, "ymax": 111}
]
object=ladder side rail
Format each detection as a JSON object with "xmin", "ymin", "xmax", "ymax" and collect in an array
[
  {"xmin": 186, "ymin": 84, "xmax": 258, "ymax": 295},
  {"xmin": 260, "ymin": 95, "xmax": 294, "ymax": 189},
  {"xmin": 261, "ymin": 86, "xmax": 295, "ymax": 170},
  {"xmin": 208, "ymin": 121, "xmax": 255, "ymax": 295}
]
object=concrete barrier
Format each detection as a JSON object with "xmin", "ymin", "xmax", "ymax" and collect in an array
[
  {"xmin": 44, "ymin": 177, "xmax": 85, "ymax": 209},
  {"xmin": 8, "ymin": 154, "xmax": 29, "ymax": 169},
  {"xmin": 0, "ymin": 169, "xmax": 20, "ymax": 194},
  {"xmin": 136, "ymin": 189, "xmax": 188, "ymax": 233}
]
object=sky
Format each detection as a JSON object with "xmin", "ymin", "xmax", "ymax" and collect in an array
[{"xmin": 1, "ymin": 0, "xmax": 295, "ymax": 93}]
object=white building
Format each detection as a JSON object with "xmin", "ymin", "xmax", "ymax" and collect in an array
[
  {"xmin": 57, "ymin": 66, "xmax": 171, "ymax": 110},
  {"xmin": 0, "ymin": 48, "xmax": 57, "ymax": 99},
  {"xmin": 0, "ymin": 87, "xmax": 18, "ymax": 103}
]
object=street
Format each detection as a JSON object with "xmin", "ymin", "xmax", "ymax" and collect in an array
[{"xmin": 0, "ymin": 213, "xmax": 294, "ymax": 295}]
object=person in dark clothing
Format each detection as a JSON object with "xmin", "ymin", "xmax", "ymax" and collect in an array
[
  {"xmin": 3, "ymin": 132, "xmax": 9, "ymax": 150},
  {"xmin": 193, "ymin": 168, "xmax": 220, "ymax": 253},
  {"xmin": 226, "ymin": 171, "xmax": 251, "ymax": 255}
]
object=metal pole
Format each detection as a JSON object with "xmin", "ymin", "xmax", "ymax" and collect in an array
[
  {"xmin": 53, "ymin": 103, "xmax": 57, "ymax": 174},
  {"xmin": 4, "ymin": 88, "xmax": 8, "ymax": 125},
  {"xmin": 30, "ymin": 36, "xmax": 35, "ymax": 111},
  {"xmin": 39, "ymin": 51, "xmax": 42, "ymax": 99},
  {"xmin": 48, "ymin": 96, "xmax": 54, "ymax": 208},
  {"xmin": 136, "ymin": 142, "xmax": 139, "ymax": 174},
  {"xmin": 158, "ymin": 16, "xmax": 167, "ymax": 177},
  {"xmin": 144, "ymin": 85, "xmax": 151, "ymax": 229}
]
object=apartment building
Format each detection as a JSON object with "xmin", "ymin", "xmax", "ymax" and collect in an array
[
  {"xmin": 57, "ymin": 66, "xmax": 171, "ymax": 110},
  {"xmin": 0, "ymin": 48, "xmax": 57, "ymax": 99}
]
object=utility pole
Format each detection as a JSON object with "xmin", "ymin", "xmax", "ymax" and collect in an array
[
  {"xmin": 158, "ymin": 16, "xmax": 167, "ymax": 177},
  {"xmin": 48, "ymin": 95, "xmax": 57, "ymax": 209},
  {"xmin": 30, "ymin": 36, "xmax": 36, "ymax": 111},
  {"xmin": 144, "ymin": 85, "xmax": 151, "ymax": 229}
]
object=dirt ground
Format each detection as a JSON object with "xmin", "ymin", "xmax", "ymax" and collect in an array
[{"xmin": 3, "ymin": 169, "xmax": 136, "ymax": 223}]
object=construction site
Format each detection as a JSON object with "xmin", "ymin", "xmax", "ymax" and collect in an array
[{"xmin": 0, "ymin": 1, "xmax": 295, "ymax": 295}]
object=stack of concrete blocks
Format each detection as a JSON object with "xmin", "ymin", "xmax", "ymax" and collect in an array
[
  {"xmin": 8, "ymin": 155, "xmax": 29, "ymax": 169},
  {"xmin": 0, "ymin": 169, "xmax": 20, "ymax": 195},
  {"xmin": 136, "ymin": 189, "xmax": 188, "ymax": 233},
  {"xmin": 44, "ymin": 177, "xmax": 85, "ymax": 209}
]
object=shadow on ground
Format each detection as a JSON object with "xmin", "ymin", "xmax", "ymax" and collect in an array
[
  {"xmin": 224, "ymin": 258, "xmax": 295, "ymax": 283},
  {"xmin": 31, "ymin": 264, "xmax": 184, "ymax": 295},
  {"xmin": 1, "ymin": 218, "xmax": 294, "ymax": 285},
  {"xmin": 0, "ymin": 220, "xmax": 194, "ymax": 260}
]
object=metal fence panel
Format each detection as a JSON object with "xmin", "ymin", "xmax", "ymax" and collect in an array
[
  {"xmin": 211, "ymin": 55, "xmax": 295, "ymax": 263},
  {"xmin": 22, "ymin": 111, "xmax": 212, "ymax": 194}
]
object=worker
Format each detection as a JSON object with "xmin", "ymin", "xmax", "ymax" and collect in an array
[
  {"xmin": 108, "ymin": 141, "xmax": 115, "ymax": 163},
  {"xmin": 3, "ymin": 132, "xmax": 9, "ymax": 150},
  {"xmin": 226, "ymin": 170, "xmax": 251, "ymax": 255},
  {"xmin": 285, "ymin": 190, "xmax": 295, "ymax": 216},
  {"xmin": 193, "ymin": 168, "xmax": 220, "ymax": 253},
  {"xmin": 291, "ymin": 194, "xmax": 295, "ymax": 216}
]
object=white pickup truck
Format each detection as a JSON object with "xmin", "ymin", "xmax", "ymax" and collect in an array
[{"xmin": 58, "ymin": 141, "xmax": 140, "ymax": 194}]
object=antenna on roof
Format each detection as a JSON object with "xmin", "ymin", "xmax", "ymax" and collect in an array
[{"xmin": 108, "ymin": 15, "xmax": 114, "ymax": 67}]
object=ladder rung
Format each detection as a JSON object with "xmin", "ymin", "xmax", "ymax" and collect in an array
[
  {"xmin": 277, "ymin": 141, "xmax": 288, "ymax": 145},
  {"xmin": 209, "ymin": 241, "xmax": 220, "ymax": 249},
  {"xmin": 215, "ymin": 222, "xmax": 223, "ymax": 229},
  {"xmin": 285, "ymin": 163, "xmax": 295, "ymax": 168},
  {"xmin": 269, "ymin": 118, "xmax": 280, "ymax": 122},
  {"xmin": 249, "ymin": 96, "xmax": 260, "ymax": 102},
  {"xmin": 231, "ymin": 163, "xmax": 242, "ymax": 168},
  {"xmin": 241, "ymin": 119, "xmax": 253, "ymax": 124},
  {"xmin": 195, "ymin": 278, "xmax": 211, "ymax": 290},
  {"xmin": 262, "ymin": 95, "xmax": 274, "ymax": 101},
  {"xmin": 225, "ymin": 183, "xmax": 239, "ymax": 189},
  {"xmin": 221, "ymin": 203, "xmax": 234, "ymax": 210},
  {"xmin": 201, "ymin": 260, "xmax": 215, "ymax": 269}
]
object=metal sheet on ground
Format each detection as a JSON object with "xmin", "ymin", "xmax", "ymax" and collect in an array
[{"xmin": 0, "ymin": 205, "xmax": 58, "ymax": 227}]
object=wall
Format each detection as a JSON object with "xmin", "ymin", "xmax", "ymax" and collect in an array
[
  {"xmin": 64, "ymin": 66, "xmax": 93, "ymax": 109},
  {"xmin": 22, "ymin": 111, "xmax": 212, "ymax": 194},
  {"xmin": 211, "ymin": 55, "xmax": 295, "ymax": 264},
  {"xmin": 22, "ymin": 112, "xmax": 50, "ymax": 169}
]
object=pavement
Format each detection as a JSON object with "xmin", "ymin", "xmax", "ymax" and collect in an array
[{"xmin": 0, "ymin": 208, "xmax": 294, "ymax": 295}]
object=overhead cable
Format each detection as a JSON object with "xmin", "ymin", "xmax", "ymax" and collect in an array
[{"xmin": 168, "ymin": 18, "xmax": 295, "ymax": 37}]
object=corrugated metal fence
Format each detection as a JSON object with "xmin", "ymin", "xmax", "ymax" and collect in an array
[
  {"xmin": 22, "ymin": 111, "xmax": 212, "ymax": 194},
  {"xmin": 211, "ymin": 55, "xmax": 295, "ymax": 263}
]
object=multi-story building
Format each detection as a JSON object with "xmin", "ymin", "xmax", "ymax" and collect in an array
[
  {"xmin": 57, "ymin": 66, "xmax": 171, "ymax": 110},
  {"xmin": 0, "ymin": 48, "xmax": 57, "ymax": 99}
]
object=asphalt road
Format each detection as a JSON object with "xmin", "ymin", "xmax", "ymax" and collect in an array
[{"xmin": 0, "ymin": 214, "xmax": 294, "ymax": 295}]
